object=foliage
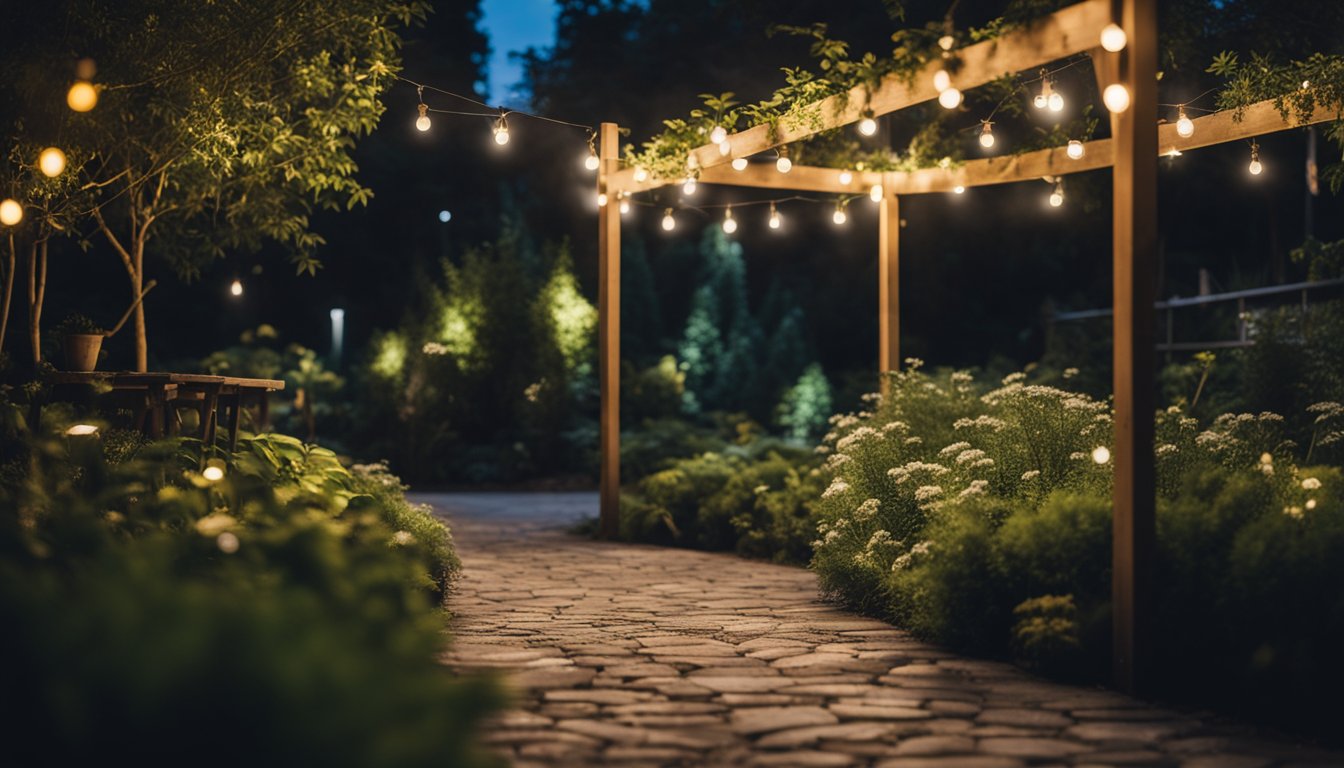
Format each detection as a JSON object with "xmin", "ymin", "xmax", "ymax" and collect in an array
[
  {"xmin": 777, "ymin": 363, "xmax": 834, "ymax": 442},
  {"xmin": 53, "ymin": 314, "xmax": 104, "ymax": 336},
  {"xmin": 0, "ymin": 410, "xmax": 499, "ymax": 765}
]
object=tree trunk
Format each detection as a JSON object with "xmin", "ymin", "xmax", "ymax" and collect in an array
[
  {"xmin": 0, "ymin": 234, "xmax": 14, "ymax": 359},
  {"xmin": 132, "ymin": 235, "xmax": 147, "ymax": 372},
  {"xmin": 27, "ymin": 240, "xmax": 47, "ymax": 367}
]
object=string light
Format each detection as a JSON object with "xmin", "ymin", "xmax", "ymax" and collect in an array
[
  {"xmin": 1067, "ymin": 140, "xmax": 1085, "ymax": 159},
  {"xmin": 858, "ymin": 110, "xmax": 878, "ymax": 137},
  {"xmin": 719, "ymin": 139, "xmax": 732, "ymax": 156},
  {"xmin": 415, "ymin": 103, "xmax": 430, "ymax": 132},
  {"xmin": 710, "ymin": 125, "xmax": 728, "ymax": 144},
  {"xmin": 1091, "ymin": 445, "xmax": 1111, "ymax": 464},
  {"xmin": 933, "ymin": 69, "xmax": 951, "ymax": 93},
  {"xmin": 0, "ymin": 199, "xmax": 21, "ymax": 226},
  {"xmin": 584, "ymin": 133, "xmax": 599, "ymax": 171},
  {"xmin": 67, "ymin": 81, "xmax": 97, "ymax": 112},
  {"xmin": 732, "ymin": 157, "xmax": 748, "ymax": 171},
  {"xmin": 722, "ymin": 206, "xmax": 737, "ymax": 234},
  {"xmin": 938, "ymin": 34, "xmax": 955, "ymax": 51},
  {"xmin": 953, "ymin": 185, "xmax": 966, "ymax": 194},
  {"xmin": 768, "ymin": 201, "xmax": 782, "ymax": 230},
  {"xmin": 939, "ymin": 87, "xmax": 963, "ymax": 109},
  {"xmin": 492, "ymin": 113, "xmax": 510, "ymax": 145},
  {"xmin": 869, "ymin": 184, "xmax": 883, "ymax": 202},
  {"xmin": 1175, "ymin": 107, "xmax": 1194, "ymax": 138},
  {"xmin": 39, "ymin": 147, "xmax": 67, "ymax": 177},
  {"xmin": 838, "ymin": 170, "xmax": 853, "ymax": 185},
  {"xmin": 439, "ymin": 210, "xmax": 452, "ymax": 222},
  {"xmin": 1034, "ymin": 74, "xmax": 1063, "ymax": 111},
  {"xmin": 683, "ymin": 176, "xmax": 697, "ymax": 195},
  {"xmin": 1248, "ymin": 142, "xmax": 1263, "ymax": 175},
  {"xmin": 832, "ymin": 200, "xmax": 848, "ymax": 225},
  {"xmin": 1103, "ymin": 83, "xmax": 1130, "ymax": 113},
  {"xmin": 979, "ymin": 121, "xmax": 995, "ymax": 149},
  {"xmin": 230, "ymin": 279, "xmax": 243, "ymax": 297},
  {"xmin": 661, "ymin": 208, "xmax": 676, "ymax": 231},
  {"xmin": 597, "ymin": 192, "xmax": 608, "ymax": 207},
  {"xmin": 775, "ymin": 147, "xmax": 792, "ymax": 174},
  {"xmin": 1100, "ymin": 23, "xmax": 1127, "ymax": 52},
  {"xmin": 618, "ymin": 194, "xmax": 631, "ymax": 215},
  {"xmin": 634, "ymin": 167, "xmax": 649, "ymax": 183},
  {"xmin": 1049, "ymin": 180, "xmax": 1064, "ymax": 207}
]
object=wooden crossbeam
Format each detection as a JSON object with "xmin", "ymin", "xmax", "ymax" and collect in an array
[{"xmin": 636, "ymin": 97, "xmax": 1336, "ymax": 197}]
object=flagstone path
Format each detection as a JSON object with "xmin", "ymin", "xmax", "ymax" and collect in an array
[{"xmin": 418, "ymin": 492, "xmax": 1342, "ymax": 768}]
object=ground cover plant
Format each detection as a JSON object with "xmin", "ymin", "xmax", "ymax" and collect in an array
[{"xmin": 0, "ymin": 399, "xmax": 501, "ymax": 766}]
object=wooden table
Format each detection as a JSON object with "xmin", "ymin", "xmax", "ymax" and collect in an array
[{"xmin": 47, "ymin": 371, "xmax": 285, "ymax": 453}]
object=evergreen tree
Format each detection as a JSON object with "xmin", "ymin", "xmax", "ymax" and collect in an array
[{"xmin": 621, "ymin": 234, "xmax": 663, "ymax": 365}]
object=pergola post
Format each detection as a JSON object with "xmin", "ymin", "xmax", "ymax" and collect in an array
[
  {"xmin": 1108, "ymin": 0, "xmax": 1157, "ymax": 693},
  {"xmin": 597, "ymin": 122, "xmax": 621, "ymax": 539},
  {"xmin": 878, "ymin": 182, "xmax": 900, "ymax": 386}
]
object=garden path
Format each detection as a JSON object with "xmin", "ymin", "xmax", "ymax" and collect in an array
[{"xmin": 417, "ymin": 492, "xmax": 1341, "ymax": 768}]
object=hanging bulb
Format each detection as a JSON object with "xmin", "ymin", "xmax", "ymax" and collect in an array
[
  {"xmin": 1048, "ymin": 90, "xmax": 1064, "ymax": 112},
  {"xmin": 1049, "ymin": 182, "xmax": 1064, "ymax": 207},
  {"xmin": 683, "ymin": 176, "xmax": 697, "ymax": 195},
  {"xmin": 933, "ymin": 69, "xmax": 951, "ymax": 93},
  {"xmin": 858, "ymin": 113, "xmax": 878, "ymax": 137},
  {"xmin": 832, "ymin": 201, "xmax": 848, "ymax": 225},
  {"xmin": 66, "ymin": 81, "xmax": 97, "ymax": 112},
  {"xmin": 634, "ymin": 167, "xmax": 649, "ymax": 183},
  {"xmin": 585, "ymin": 145, "xmax": 600, "ymax": 171},
  {"xmin": 415, "ymin": 103, "xmax": 431, "ymax": 132},
  {"xmin": 1034, "ymin": 76, "xmax": 1050, "ymax": 109},
  {"xmin": 938, "ymin": 34, "xmax": 955, "ymax": 51},
  {"xmin": 1248, "ymin": 143, "xmax": 1263, "ymax": 175},
  {"xmin": 839, "ymin": 170, "xmax": 853, "ymax": 185},
  {"xmin": 939, "ymin": 87, "xmax": 963, "ymax": 109},
  {"xmin": 1175, "ymin": 107, "xmax": 1194, "ymax": 138},
  {"xmin": 619, "ymin": 196, "xmax": 631, "ymax": 215},
  {"xmin": 661, "ymin": 208, "xmax": 676, "ymax": 231},
  {"xmin": 597, "ymin": 192, "xmax": 608, "ymax": 207},
  {"xmin": 722, "ymin": 207, "xmax": 737, "ymax": 234},
  {"xmin": 1103, "ymin": 83, "xmax": 1130, "ymax": 113},
  {"xmin": 953, "ymin": 185, "xmax": 966, "ymax": 195},
  {"xmin": 1067, "ymin": 140, "xmax": 1085, "ymax": 159},
  {"xmin": 39, "ymin": 147, "xmax": 67, "ymax": 177},
  {"xmin": 768, "ymin": 202, "xmax": 782, "ymax": 230},
  {"xmin": 869, "ymin": 184, "xmax": 883, "ymax": 203},
  {"xmin": 978, "ymin": 122, "xmax": 996, "ymax": 149},
  {"xmin": 1100, "ymin": 23, "xmax": 1127, "ymax": 52},
  {"xmin": 1091, "ymin": 445, "xmax": 1111, "ymax": 464},
  {"xmin": 776, "ymin": 149, "xmax": 792, "ymax": 173},
  {"xmin": 1034, "ymin": 93, "xmax": 1048, "ymax": 109},
  {"xmin": 719, "ymin": 139, "xmax": 732, "ymax": 156},
  {"xmin": 0, "ymin": 199, "xmax": 23, "ymax": 226},
  {"xmin": 731, "ymin": 157, "xmax": 748, "ymax": 171},
  {"xmin": 710, "ymin": 125, "xmax": 727, "ymax": 144},
  {"xmin": 492, "ymin": 114, "xmax": 510, "ymax": 145},
  {"xmin": 230, "ymin": 279, "xmax": 243, "ymax": 297}
]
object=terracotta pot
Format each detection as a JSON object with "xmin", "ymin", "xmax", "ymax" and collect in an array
[{"xmin": 63, "ymin": 333, "xmax": 104, "ymax": 372}]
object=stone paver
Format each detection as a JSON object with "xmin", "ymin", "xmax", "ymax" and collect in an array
[{"xmin": 420, "ymin": 492, "xmax": 1343, "ymax": 767}]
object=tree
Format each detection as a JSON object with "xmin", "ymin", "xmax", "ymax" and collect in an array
[{"xmin": 1, "ymin": 0, "xmax": 429, "ymax": 370}]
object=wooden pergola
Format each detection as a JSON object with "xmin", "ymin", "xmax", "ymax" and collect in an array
[{"xmin": 595, "ymin": 0, "xmax": 1336, "ymax": 692}]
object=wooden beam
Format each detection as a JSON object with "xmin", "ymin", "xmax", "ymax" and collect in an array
[
  {"xmin": 701, "ymin": 163, "xmax": 882, "ymax": 195},
  {"xmin": 598, "ymin": 122, "xmax": 621, "ymax": 540},
  {"xmin": 1111, "ymin": 0, "xmax": 1157, "ymax": 695},
  {"xmin": 878, "ymin": 184, "xmax": 900, "ymax": 384}
]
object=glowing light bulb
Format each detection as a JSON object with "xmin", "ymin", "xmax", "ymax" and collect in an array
[
  {"xmin": 597, "ymin": 192, "xmax": 608, "ymax": 207},
  {"xmin": 493, "ymin": 115, "xmax": 510, "ymax": 145},
  {"xmin": 1091, "ymin": 445, "xmax": 1111, "ymax": 464},
  {"xmin": 869, "ymin": 184, "xmax": 883, "ymax": 202},
  {"xmin": 39, "ymin": 147, "xmax": 67, "ymax": 177},
  {"xmin": 203, "ymin": 464, "xmax": 225, "ymax": 482},
  {"xmin": 953, "ymin": 185, "xmax": 965, "ymax": 194},
  {"xmin": 832, "ymin": 203, "xmax": 847, "ymax": 225},
  {"xmin": 1067, "ymin": 140, "xmax": 1084, "ymax": 159},
  {"xmin": 683, "ymin": 176, "xmax": 697, "ymax": 195},
  {"xmin": 1049, "ymin": 184, "xmax": 1064, "ymax": 207},
  {"xmin": 1175, "ymin": 108, "xmax": 1194, "ymax": 138},
  {"xmin": 415, "ymin": 103, "xmax": 430, "ymax": 132},
  {"xmin": 719, "ymin": 140, "xmax": 731, "ymax": 156},
  {"xmin": 438, "ymin": 210, "xmax": 452, "ymax": 223},
  {"xmin": 838, "ymin": 170, "xmax": 853, "ymax": 185},
  {"xmin": 585, "ymin": 152, "xmax": 600, "ymax": 171},
  {"xmin": 1034, "ymin": 93, "xmax": 1047, "ymax": 109},
  {"xmin": 776, "ymin": 155, "xmax": 792, "ymax": 173},
  {"xmin": 634, "ymin": 167, "xmax": 649, "ymax": 183},
  {"xmin": 768, "ymin": 203, "xmax": 781, "ymax": 230},
  {"xmin": 661, "ymin": 209, "xmax": 676, "ymax": 231},
  {"xmin": 0, "ymin": 199, "xmax": 23, "ymax": 226},
  {"xmin": 710, "ymin": 125, "xmax": 727, "ymax": 144},
  {"xmin": 1103, "ymin": 83, "xmax": 1130, "ymax": 113},
  {"xmin": 1100, "ymin": 23, "xmax": 1127, "ymax": 52},
  {"xmin": 722, "ymin": 208, "xmax": 737, "ymax": 234},
  {"xmin": 939, "ymin": 87, "xmax": 963, "ymax": 109},
  {"xmin": 933, "ymin": 69, "xmax": 951, "ymax": 93},
  {"xmin": 979, "ymin": 123, "xmax": 995, "ymax": 149},
  {"xmin": 731, "ymin": 157, "xmax": 748, "ymax": 171},
  {"xmin": 1048, "ymin": 91, "xmax": 1064, "ymax": 112},
  {"xmin": 67, "ymin": 81, "xmax": 97, "ymax": 112},
  {"xmin": 1249, "ymin": 158, "xmax": 1262, "ymax": 175},
  {"xmin": 1034, "ymin": 77, "xmax": 1051, "ymax": 110},
  {"xmin": 938, "ymin": 34, "xmax": 955, "ymax": 51},
  {"xmin": 858, "ymin": 116, "xmax": 878, "ymax": 136},
  {"xmin": 230, "ymin": 279, "xmax": 243, "ymax": 297},
  {"xmin": 619, "ymin": 197, "xmax": 630, "ymax": 215},
  {"xmin": 1302, "ymin": 80, "xmax": 1311, "ymax": 90}
]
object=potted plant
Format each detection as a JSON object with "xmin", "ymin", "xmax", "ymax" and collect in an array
[{"xmin": 55, "ymin": 314, "xmax": 106, "ymax": 372}]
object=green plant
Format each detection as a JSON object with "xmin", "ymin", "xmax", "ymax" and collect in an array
[{"xmin": 54, "ymin": 313, "xmax": 104, "ymax": 336}]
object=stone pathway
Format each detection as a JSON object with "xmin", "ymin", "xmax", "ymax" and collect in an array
[{"xmin": 418, "ymin": 492, "xmax": 1343, "ymax": 768}]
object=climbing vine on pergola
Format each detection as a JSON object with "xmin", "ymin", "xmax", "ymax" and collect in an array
[{"xmin": 591, "ymin": 0, "xmax": 1341, "ymax": 693}]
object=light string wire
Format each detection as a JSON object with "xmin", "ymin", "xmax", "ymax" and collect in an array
[{"xmin": 397, "ymin": 75, "xmax": 594, "ymax": 132}]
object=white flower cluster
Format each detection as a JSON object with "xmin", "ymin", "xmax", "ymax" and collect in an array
[
  {"xmin": 957, "ymin": 479, "xmax": 990, "ymax": 499},
  {"xmin": 822, "ymin": 477, "xmax": 851, "ymax": 499},
  {"xmin": 855, "ymin": 498, "xmax": 882, "ymax": 522},
  {"xmin": 914, "ymin": 485, "xmax": 943, "ymax": 502},
  {"xmin": 888, "ymin": 461, "xmax": 950, "ymax": 484},
  {"xmin": 1020, "ymin": 469, "xmax": 1041, "ymax": 481},
  {"xmin": 954, "ymin": 415, "xmax": 1006, "ymax": 432},
  {"xmin": 836, "ymin": 426, "xmax": 879, "ymax": 452},
  {"xmin": 938, "ymin": 441, "xmax": 972, "ymax": 457}
]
